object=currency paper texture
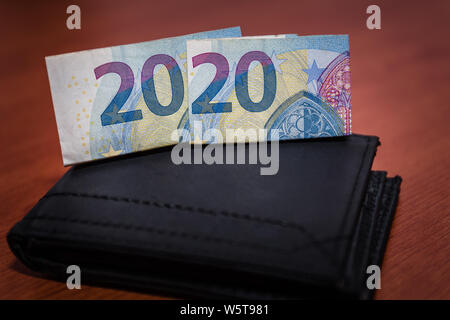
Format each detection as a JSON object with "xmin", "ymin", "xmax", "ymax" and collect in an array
[
  {"xmin": 46, "ymin": 27, "xmax": 241, "ymax": 165},
  {"xmin": 186, "ymin": 35, "xmax": 351, "ymax": 143}
]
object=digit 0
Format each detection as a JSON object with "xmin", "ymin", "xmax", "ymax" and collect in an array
[{"xmin": 235, "ymin": 51, "xmax": 276, "ymax": 112}]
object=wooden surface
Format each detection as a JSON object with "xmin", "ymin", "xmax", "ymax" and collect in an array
[{"xmin": 0, "ymin": 0, "xmax": 449, "ymax": 299}]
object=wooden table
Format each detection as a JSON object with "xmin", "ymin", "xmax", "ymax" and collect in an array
[{"xmin": 0, "ymin": 0, "xmax": 448, "ymax": 299}]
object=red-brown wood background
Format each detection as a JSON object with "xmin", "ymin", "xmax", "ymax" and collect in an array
[{"xmin": 0, "ymin": 0, "xmax": 449, "ymax": 299}]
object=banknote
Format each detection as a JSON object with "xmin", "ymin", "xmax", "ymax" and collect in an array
[
  {"xmin": 186, "ymin": 35, "xmax": 351, "ymax": 144},
  {"xmin": 46, "ymin": 27, "xmax": 241, "ymax": 165}
]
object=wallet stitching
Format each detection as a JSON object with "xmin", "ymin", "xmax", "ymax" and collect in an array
[
  {"xmin": 25, "ymin": 215, "xmax": 281, "ymax": 253},
  {"xmin": 24, "ymin": 214, "xmax": 350, "ymax": 257},
  {"xmin": 347, "ymin": 171, "xmax": 384, "ymax": 290},
  {"xmin": 370, "ymin": 178, "xmax": 399, "ymax": 263},
  {"xmin": 362, "ymin": 177, "xmax": 400, "ymax": 300},
  {"xmin": 23, "ymin": 224, "xmax": 343, "ymax": 291},
  {"xmin": 41, "ymin": 192, "xmax": 340, "ymax": 265}
]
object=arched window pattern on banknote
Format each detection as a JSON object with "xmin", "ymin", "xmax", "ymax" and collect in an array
[
  {"xmin": 265, "ymin": 91, "xmax": 344, "ymax": 140},
  {"xmin": 318, "ymin": 51, "xmax": 351, "ymax": 135}
]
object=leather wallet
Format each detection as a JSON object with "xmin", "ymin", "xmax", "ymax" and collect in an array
[{"xmin": 7, "ymin": 134, "xmax": 401, "ymax": 299}]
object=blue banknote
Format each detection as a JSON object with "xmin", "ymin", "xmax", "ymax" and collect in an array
[
  {"xmin": 46, "ymin": 27, "xmax": 241, "ymax": 165},
  {"xmin": 185, "ymin": 35, "xmax": 351, "ymax": 144}
]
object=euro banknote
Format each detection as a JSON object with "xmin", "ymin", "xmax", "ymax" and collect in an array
[
  {"xmin": 46, "ymin": 27, "xmax": 242, "ymax": 165},
  {"xmin": 186, "ymin": 35, "xmax": 351, "ymax": 144}
]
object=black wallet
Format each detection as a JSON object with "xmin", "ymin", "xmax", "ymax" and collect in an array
[{"xmin": 7, "ymin": 134, "xmax": 401, "ymax": 299}]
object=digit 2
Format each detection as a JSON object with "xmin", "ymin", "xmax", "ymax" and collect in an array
[
  {"xmin": 95, "ymin": 62, "xmax": 142, "ymax": 126},
  {"xmin": 191, "ymin": 51, "xmax": 276, "ymax": 114},
  {"xmin": 191, "ymin": 53, "xmax": 231, "ymax": 114}
]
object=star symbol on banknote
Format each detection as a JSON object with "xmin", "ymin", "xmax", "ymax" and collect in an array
[
  {"xmin": 302, "ymin": 60, "xmax": 325, "ymax": 85},
  {"xmin": 270, "ymin": 50, "xmax": 287, "ymax": 73},
  {"xmin": 101, "ymin": 145, "xmax": 123, "ymax": 158},
  {"xmin": 196, "ymin": 94, "xmax": 215, "ymax": 113},
  {"xmin": 105, "ymin": 105, "xmax": 124, "ymax": 124}
]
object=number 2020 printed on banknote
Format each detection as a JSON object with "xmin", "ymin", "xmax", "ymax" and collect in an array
[
  {"xmin": 45, "ymin": 27, "xmax": 241, "ymax": 165},
  {"xmin": 186, "ymin": 35, "xmax": 351, "ymax": 144}
]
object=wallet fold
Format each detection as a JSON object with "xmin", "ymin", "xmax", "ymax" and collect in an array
[{"xmin": 7, "ymin": 134, "xmax": 401, "ymax": 299}]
